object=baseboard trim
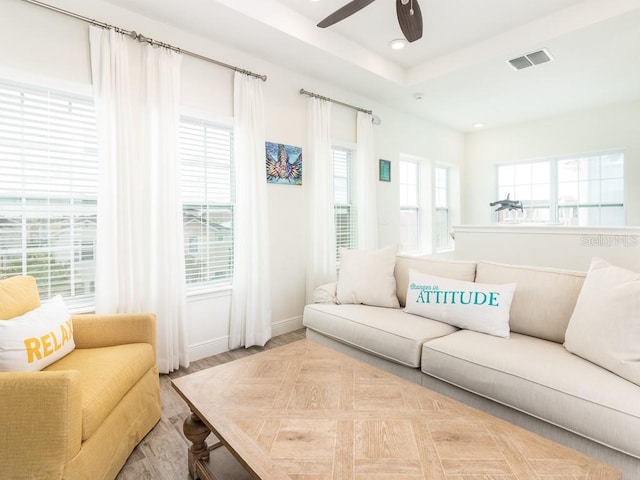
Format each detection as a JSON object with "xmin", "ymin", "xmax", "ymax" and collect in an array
[
  {"xmin": 188, "ymin": 315, "xmax": 304, "ymax": 362},
  {"xmin": 272, "ymin": 315, "xmax": 304, "ymax": 337}
]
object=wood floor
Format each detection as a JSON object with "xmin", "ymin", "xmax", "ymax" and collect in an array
[{"xmin": 115, "ymin": 328, "xmax": 306, "ymax": 480}]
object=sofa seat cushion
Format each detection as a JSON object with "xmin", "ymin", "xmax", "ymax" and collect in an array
[
  {"xmin": 303, "ymin": 303, "xmax": 458, "ymax": 367},
  {"xmin": 44, "ymin": 343, "xmax": 155, "ymax": 440},
  {"xmin": 421, "ymin": 330, "xmax": 640, "ymax": 459}
]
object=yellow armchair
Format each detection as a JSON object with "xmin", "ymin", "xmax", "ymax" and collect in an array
[{"xmin": 0, "ymin": 277, "xmax": 161, "ymax": 480}]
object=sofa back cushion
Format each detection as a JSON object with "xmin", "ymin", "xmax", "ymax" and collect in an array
[
  {"xmin": 395, "ymin": 256, "xmax": 477, "ymax": 307},
  {"xmin": 475, "ymin": 261, "xmax": 586, "ymax": 343},
  {"xmin": 0, "ymin": 275, "xmax": 41, "ymax": 319}
]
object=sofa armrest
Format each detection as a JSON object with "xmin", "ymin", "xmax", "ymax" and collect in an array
[
  {"xmin": 71, "ymin": 313, "xmax": 157, "ymax": 359},
  {"xmin": 0, "ymin": 371, "xmax": 82, "ymax": 480}
]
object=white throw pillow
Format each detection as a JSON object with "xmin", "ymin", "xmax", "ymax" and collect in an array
[
  {"xmin": 564, "ymin": 257, "xmax": 640, "ymax": 386},
  {"xmin": 336, "ymin": 245, "xmax": 400, "ymax": 308},
  {"xmin": 0, "ymin": 295, "xmax": 75, "ymax": 372},
  {"xmin": 404, "ymin": 269, "xmax": 516, "ymax": 337}
]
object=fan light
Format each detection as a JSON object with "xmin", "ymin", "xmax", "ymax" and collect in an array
[{"xmin": 389, "ymin": 39, "xmax": 406, "ymax": 50}]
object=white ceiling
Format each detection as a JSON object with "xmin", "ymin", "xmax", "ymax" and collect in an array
[{"xmin": 100, "ymin": 0, "xmax": 640, "ymax": 132}]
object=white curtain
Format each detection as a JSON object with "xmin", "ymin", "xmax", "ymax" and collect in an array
[
  {"xmin": 356, "ymin": 111, "xmax": 378, "ymax": 250},
  {"xmin": 90, "ymin": 26, "xmax": 189, "ymax": 373},
  {"xmin": 229, "ymin": 72, "xmax": 272, "ymax": 349},
  {"xmin": 305, "ymin": 97, "xmax": 336, "ymax": 304}
]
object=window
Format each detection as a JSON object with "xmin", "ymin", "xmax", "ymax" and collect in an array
[
  {"xmin": 434, "ymin": 166, "xmax": 452, "ymax": 251},
  {"xmin": 0, "ymin": 79, "xmax": 98, "ymax": 308},
  {"xmin": 399, "ymin": 160, "xmax": 419, "ymax": 253},
  {"xmin": 496, "ymin": 160, "xmax": 551, "ymax": 223},
  {"xmin": 333, "ymin": 146, "xmax": 356, "ymax": 261},
  {"xmin": 179, "ymin": 118, "xmax": 234, "ymax": 289},
  {"xmin": 557, "ymin": 153, "xmax": 624, "ymax": 226},
  {"xmin": 496, "ymin": 151, "xmax": 624, "ymax": 225}
]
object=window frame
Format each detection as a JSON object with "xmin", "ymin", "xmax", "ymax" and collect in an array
[
  {"xmin": 399, "ymin": 159, "xmax": 421, "ymax": 254},
  {"xmin": 0, "ymin": 78, "xmax": 98, "ymax": 309},
  {"xmin": 179, "ymin": 115, "xmax": 235, "ymax": 293},
  {"xmin": 495, "ymin": 150, "xmax": 625, "ymax": 226},
  {"xmin": 434, "ymin": 165, "xmax": 453, "ymax": 252},
  {"xmin": 332, "ymin": 144, "xmax": 357, "ymax": 264}
]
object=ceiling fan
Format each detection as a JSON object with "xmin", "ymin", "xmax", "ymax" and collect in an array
[{"xmin": 317, "ymin": 0, "xmax": 423, "ymax": 43}]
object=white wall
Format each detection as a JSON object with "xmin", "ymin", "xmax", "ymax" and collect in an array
[
  {"xmin": 1, "ymin": 0, "xmax": 464, "ymax": 359},
  {"xmin": 453, "ymin": 225, "xmax": 640, "ymax": 273},
  {"xmin": 463, "ymin": 101, "xmax": 640, "ymax": 226}
]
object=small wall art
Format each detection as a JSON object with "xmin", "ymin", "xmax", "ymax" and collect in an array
[
  {"xmin": 265, "ymin": 141, "xmax": 302, "ymax": 185},
  {"xmin": 379, "ymin": 159, "xmax": 391, "ymax": 182}
]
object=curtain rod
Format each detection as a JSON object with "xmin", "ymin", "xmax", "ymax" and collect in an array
[
  {"xmin": 22, "ymin": 0, "xmax": 267, "ymax": 82},
  {"xmin": 299, "ymin": 88, "xmax": 372, "ymax": 115}
]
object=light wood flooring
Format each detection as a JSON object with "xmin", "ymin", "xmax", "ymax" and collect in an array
[{"xmin": 115, "ymin": 328, "xmax": 306, "ymax": 480}]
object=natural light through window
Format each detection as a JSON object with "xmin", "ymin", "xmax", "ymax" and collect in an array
[
  {"xmin": 179, "ymin": 118, "xmax": 234, "ymax": 289},
  {"xmin": 495, "ymin": 151, "xmax": 624, "ymax": 225},
  {"xmin": 333, "ymin": 146, "xmax": 356, "ymax": 262},
  {"xmin": 399, "ymin": 160, "xmax": 419, "ymax": 253},
  {"xmin": 0, "ymin": 80, "xmax": 98, "ymax": 308}
]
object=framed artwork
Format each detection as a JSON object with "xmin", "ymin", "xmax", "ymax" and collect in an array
[
  {"xmin": 266, "ymin": 142, "xmax": 302, "ymax": 185},
  {"xmin": 379, "ymin": 159, "xmax": 391, "ymax": 182}
]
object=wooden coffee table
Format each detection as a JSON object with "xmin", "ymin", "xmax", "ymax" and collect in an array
[{"xmin": 171, "ymin": 339, "xmax": 621, "ymax": 480}]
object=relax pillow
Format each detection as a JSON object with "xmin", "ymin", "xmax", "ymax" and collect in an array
[
  {"xmin": 564, "ymin": 257, "xmax": 640, "ymax": 386},
  {"xmin": 336, "ymin": 245, "xmax": 400, "ymax": 308},
  {"xmin": 0, "ymin": 295, "xmax": 75, "ymax": 372},
  {"xmin": 404, "ymin": 269, "xmax": 516, "ymax": 337}
]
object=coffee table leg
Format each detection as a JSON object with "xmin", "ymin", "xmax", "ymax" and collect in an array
[{"xmin": 183, "ymin": 412, "xmax": 211, "ymax": 480}]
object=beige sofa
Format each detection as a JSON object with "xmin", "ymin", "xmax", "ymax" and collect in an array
[
  {"xmin": 303, "ymin": 255, "xmax": 640, "ymax": 479},
  {"xmin": 0, "ymin": 276, "xmax": 161, "ymax": 480}
]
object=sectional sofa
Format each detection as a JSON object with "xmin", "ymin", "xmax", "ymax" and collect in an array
[{"xmin": 303, "ymin": 252, "xmax": 640, "ymax": 479}]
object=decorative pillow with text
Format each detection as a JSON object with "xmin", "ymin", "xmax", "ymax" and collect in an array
[
  {"xmin": 0, "ymin": 295, "xmax": 75, "ymax": 372},
  {"xmin": 404, "ymin": 269, "xmax": 516, "ymax": 337}
]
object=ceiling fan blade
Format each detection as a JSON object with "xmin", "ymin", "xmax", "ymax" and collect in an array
[
  {"xmin": 317, "ymin": 0, "xmax": 377, "ymax": 28},
  {"xmin": 396, "ymin": 0, "xmax": 423, "ymax": 42}
]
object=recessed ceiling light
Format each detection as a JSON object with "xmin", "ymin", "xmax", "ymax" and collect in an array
[
  {"xmin": 473, "ymin": 123, "xmax": 485, "ymax": 129},
  {"xmin": 389, "ymin": 39, "xmax": 406, "ymax": 50}
]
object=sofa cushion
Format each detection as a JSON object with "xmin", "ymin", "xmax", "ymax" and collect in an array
[
  {"xmin": 395, "ymin": 256, "xmax": 477, "ymax": 307},
  {"xmin": 564, "ymin": 257, "xmax": 640, "ymax": 387},
  {"xmin": 44, "ymin": 343, "xmax": 156, "ymax": 440},
  {"xmin": 421, "ymin": 330, "xmax": 640, "ymax": 459},
  {"xmin": 475, "ymin": 261, "xmax": 585, "ymax": 343},
  {"xmin": 0, "ymin": 275, "xmax": 41, "ymax": 319},
  {"xmin": 404, "ymin": 270, "xmax": 515, "ymax": 338},
  {"xmin": 336, "ymin": 245, "xmax": 400, "ymax": 308},
  {"xmin": 0, "ymin": 295, "xmax": 75, "ymax": 372},
  {"xmin": 303, "ymin": 303, "xmax": 457, "ymax": 367}
]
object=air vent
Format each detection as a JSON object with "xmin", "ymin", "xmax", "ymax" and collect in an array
[{"xmin": 508, "ymin": 48, "xmax": 553, "ymax": 71}]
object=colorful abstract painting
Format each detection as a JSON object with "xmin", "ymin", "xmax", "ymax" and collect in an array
[{"xmin": 266, "ymin": 142, "xmax": 302, "ymax": 185}]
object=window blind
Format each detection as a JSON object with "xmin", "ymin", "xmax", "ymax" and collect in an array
[
  {"xmin": 0, "ymin": 80, "xmax": 98, "ymax": 308},
  {"xmin": 179, "ymin": 117, "xmax": 234, "ymax": 288},
  {"xmin": 333, "ymin": 146, "xmax": 356, "ymax": 262},
  {"xmin": 434, "ymin": 166, "xmax": 451, "ymax": 251},
  {"xmin": 399, "ymin": 160, "xmax": 419, "ymax": 253}
]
